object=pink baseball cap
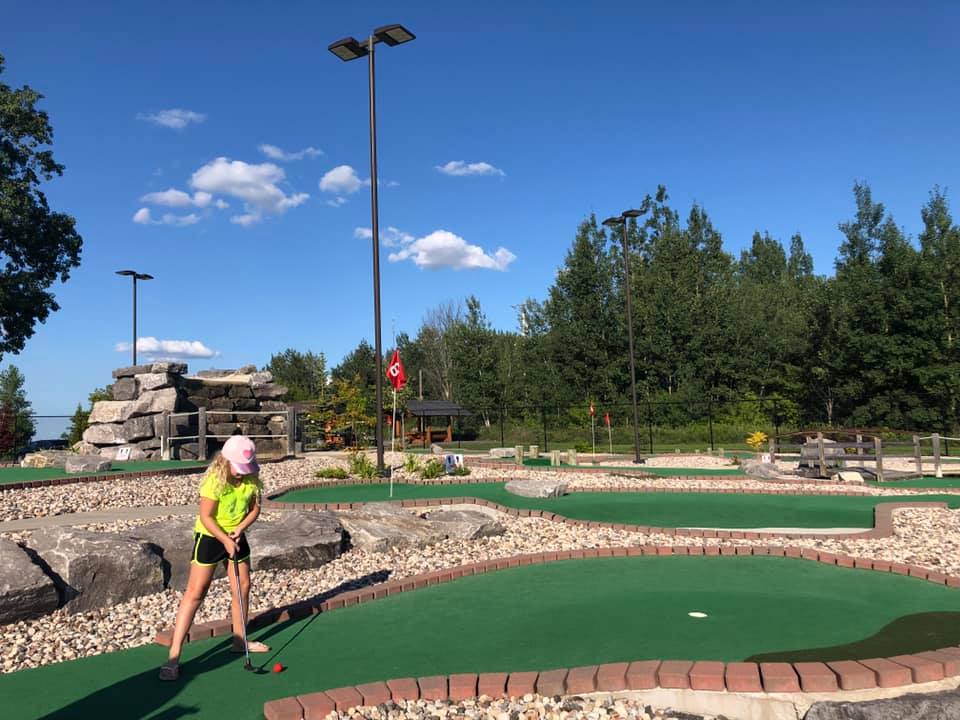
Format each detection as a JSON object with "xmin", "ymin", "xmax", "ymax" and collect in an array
[{"xmin": 222, "ymin": 435, "xmax": 260, "ymax": 476}]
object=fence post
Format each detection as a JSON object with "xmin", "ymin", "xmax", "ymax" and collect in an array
[
  {"xmin": 198, "ymin": 408, "xmax": 207, "ymax": 461},
  {"xmin": 772, "ymin": 399, "xmax": 781, "ymax": 442},
  {"xmin": 933, "ymin": 433, "xmax": 942, "ymax": 478},
  {"xmin": 817, "ymin": 431, "xmax": 826, "ymax": 478},
  {"xmin": 161, "ymin": 410, "xmax": 171, "ymax": 460},
  {"xmin": 708, "ymin": 399, "xmax": 715, "ymax": 453},
  {"xmin": 647, "ymin": 401, "xmax": 654, "ymax": 454},
  {"xmin": 856, "ymin": 433, "xmax": 864, "ymax": 468},
  {"xmin": 499, "ymin": 404, "xmax": 505, "ymax": 448},
  {"xmin": 913, "ymin": 434, "xmax": 922, "ymax": 475},
  {"xmin": 768, "ymin": 436, "xmax": 776, "ymax": 464},
  {"xmin": 286, "ymin": 408, "xmax": 296, "ymax": 457},
  {"xmin": 541, "ymin": 407, "xmax": 548, "ymax": 453},
  {"xmin": 874, "ymin": 436, "xmax": 884, "ymax": 482}
]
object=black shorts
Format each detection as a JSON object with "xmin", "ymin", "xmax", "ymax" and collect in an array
[{"xmin": 191, "ymin": 532, "xmax": 250, "ymax": 566}]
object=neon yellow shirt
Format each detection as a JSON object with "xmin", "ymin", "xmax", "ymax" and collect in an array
[{"xmin": 193, "ymin": 473, "xmax": 260, "ymax": 537}]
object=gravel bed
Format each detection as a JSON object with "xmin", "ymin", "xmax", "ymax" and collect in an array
[
  {"xmin": 3, "ymin": 502, "xmax": 959, "ymax": 675},
  {"xmin": 329, "ymin": 694, "xmax": 722, "ymax": 720}
]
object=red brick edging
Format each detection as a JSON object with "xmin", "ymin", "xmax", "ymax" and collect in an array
[{"xmin": 250, "ymin": 548, "xmax": 960, "ymax": 720}]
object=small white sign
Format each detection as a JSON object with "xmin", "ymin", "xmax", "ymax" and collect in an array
[
  {"xmin": 761, "ymin": 453, "xmax": 771, "ymax": 463},
  {"xmin": 116, "ymin": 447, "xmax": 132, "ymax": 461},
  {"xmin": 443, "ymin": 454, "xmax": 464, "ymax": 473}
]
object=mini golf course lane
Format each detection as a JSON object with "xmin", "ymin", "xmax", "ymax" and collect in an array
[
  {"xmin": 519, "ymin": 458, "xmax": 747, "ymax": 476},
  {"xmin": 0, "ymin": 460, "xmax": 205, "ymax": 486},
  {"xmin": 276, "ymin": 483, "xmax": 960, "ymax": 529},
  {"xmin": 4, "ymin": 556, "xmax": 960, "ymax": 720}
]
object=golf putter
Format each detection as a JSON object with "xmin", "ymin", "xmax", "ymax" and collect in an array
[{"xmin": 231, "ymin": 553, "xmax": 257, "ymax": 672}]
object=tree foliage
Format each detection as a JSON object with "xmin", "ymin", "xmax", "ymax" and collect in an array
[
  {"xmin": 0, "ymin": 54, "xmax": 83, "ymax": 359},
  {"xmin": 0, "ymin": 365, "xmax": 34, "ymax": 457},
  {"xmin": 264, "ymin": 349, "xmax": 327, "ymax": 402}
]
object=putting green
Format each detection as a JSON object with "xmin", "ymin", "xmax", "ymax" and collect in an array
[
  {"xmin": 0, "ymin": 461, "xmax": 205, "ymax": 486},
  {"xmin": 4, "ymin": 557, "xmax": 960, "ymax": 720},
  {"xmin": 277, "ymin": 482, "xmax": 960, "ymax": 529},
  {"xmin": 519, "ymin": 458, "xmax": 746, "ymax": 476},
  {"xmin": 868, "ymin": 476, "xmax": 960, "ymax": 489}
]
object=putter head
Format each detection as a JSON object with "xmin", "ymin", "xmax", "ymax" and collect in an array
[{"xmin": 243, "ymin": 659, "xmax": 256, "ymax": 672}]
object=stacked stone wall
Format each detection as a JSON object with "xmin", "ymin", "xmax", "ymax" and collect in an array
[{"xmin": 79, "ymin": 363, "xmax": 289, "ymax": 460}]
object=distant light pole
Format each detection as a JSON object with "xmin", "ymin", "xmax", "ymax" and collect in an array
[
  {"xmin": 602, "ymin": 211, "xmax": 644, "ymax": 463},
  {"xmin": 329, "ymin": 24, "xmax": 416, "ymax": 475},
  {"xmin": 115, "ymin": 270, "xmax": 153, "ymax": 365}
]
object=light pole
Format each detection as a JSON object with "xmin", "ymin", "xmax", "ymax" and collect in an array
[
  {"xmin": 329, "ymin": 24, "xmax": 415, "ymax": 475},
  {"xmin": 115, "ymin": 270, "xmax": 153, "ymax": 365},
  {"xmin": 602, "ymin": 211, "xmax": 644, "ymax": 463}
]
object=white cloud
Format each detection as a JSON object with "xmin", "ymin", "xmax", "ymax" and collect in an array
[
  {"xmin": 259, "ymin": 144, "xmax": 323, "ymax": 161},
  {"xmin": 387, "ymin": 229, "xmax": 516, "ymax": 271},
  {"xmin": 189, "ymin": 157, "xmax": 308, "ymax": 226},
  {"xmin": 435, "ymin": 160, "xmax": 505, "ymax": 177},
  {"xmin": 115, "ymin": 337, "xmax": 218, "ymax": 359},
  {"xmin": 326, "ymin": 196, "xmax": 348, "ymax": 207},
  {"xmin": 353, "ymin": 226, "xmax": 414, "ymax": 247},
  {"xmin": 214, "ymin": 199, "xmax": 230, "ymax": 209},
  {"xmin": 131, "ymin": 208, "xmax": 200, "ymax": 227},
  {"xmin": 319, "ymin": 165, "xmax": 368, "ymax": 195},
  {"xmin": 139, "ymin": 188, "xmax": 212, "ymax": 208},
  {"xmin": 137, "ymin": 109, "xmax": 206, "ymax": 129}
]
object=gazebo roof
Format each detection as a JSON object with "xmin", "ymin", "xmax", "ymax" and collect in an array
[{"xmin": 405, "ymin": 399, "xmax": 471, "ymax": 417}]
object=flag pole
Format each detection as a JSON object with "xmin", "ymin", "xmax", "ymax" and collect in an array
[
  {"xmin": 390, "ymin": 388, "xmax": 397, "ymax": 497},
  {"xmin": 591, "ymin": 414, "xmax": 596, "ymax": 458},
  {"xmin": 607, "ymin": 417, "xmax": 613, "ymax": 453}
]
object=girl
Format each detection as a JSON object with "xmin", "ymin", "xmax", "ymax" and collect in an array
[{"xmin": 159, "ymin": 434, "xmax": 270, "ymax": 680}]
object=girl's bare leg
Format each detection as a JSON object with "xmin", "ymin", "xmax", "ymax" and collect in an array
[
  {"xmin": 167, "ymin": 562, "xmax": 217, "ymax": 664},
  {"xmin": 229, "ymin": 559, "xmax": 269, "ymax": 651}
]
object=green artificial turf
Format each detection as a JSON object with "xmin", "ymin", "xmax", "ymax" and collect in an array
[
  {"xmin": 0, "ymin": 460, "xmax": 205, "ymax": 485},
  {"xmin": 519, "ymin": 457, "xmax": 746, "ymax": 476},
  {"xmin": 868, "ymin": 476, "xmax": 960, "ymax": 489},
  {"xmin": 5, "ymin": 556, "xmax": 960, "ymax": 720},
  {"xmin": 277, "ymin": 482, "xmax": 960, "ymax": 529}
]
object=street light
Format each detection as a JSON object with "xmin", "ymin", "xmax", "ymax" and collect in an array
[
  {"xmin": 115, "ymin": 270, "xmax": 153, "ymax": 365},
  {"xmin": 329, "ymin": 24, "xmax": 415, "ymax": 475},
  {"xmin": 602, "ymin": 210, "xmax": 644, "ymax": 463}
]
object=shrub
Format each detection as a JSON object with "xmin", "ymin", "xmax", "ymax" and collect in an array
[
  {"xmin": 403, "ymin": 454, "xmax": 421, "ymax": 473},
  {"xmin": 451, "ymin": 465, "xmax": 471, "ymax": 476},
  {"xmin": 349, "ymin": 451, "xmax": 378, "ymax": 479},
  {"xmin": 420, "ymin": 459, "xmax": 444, "ymax": 479},
  {"xmin": 315, "ymin": 466, "xmax": 348, "ymax": 480}
]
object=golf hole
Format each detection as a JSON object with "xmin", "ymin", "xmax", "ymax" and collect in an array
[{"xmin": 688, "ymin": 611, "xmax": 708, "ymax": 618}]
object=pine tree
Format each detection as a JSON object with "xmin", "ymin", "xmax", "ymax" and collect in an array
[{"xmin": 0, "ymin": 365, "xmax": 34, "ymax": 457}]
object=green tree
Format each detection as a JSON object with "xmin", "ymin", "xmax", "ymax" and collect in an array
[
  {"xmin": 0, "ymin": 365, "xmax": 35, "ymax": 457},
  {"xmin": 0, "ymin": 54, "xmax": 83, "ymax": 358},
  {"xmin": 331, "ymin": 340, "xmax": 378, "ymax": 406},
  {"xmin": 264, "ymin": 349, "xmax": 327, "ymax": 402}
]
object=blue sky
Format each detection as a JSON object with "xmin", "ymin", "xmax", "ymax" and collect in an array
[{"xmin": 2, "ymin": 1, "xmax": 959, "ymax": 436}]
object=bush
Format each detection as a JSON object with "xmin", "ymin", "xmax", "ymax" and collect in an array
[
  {"xmin": 315, "ymin": 466, "xmax": 348, "ymax": 479},
  {"xmin": 348, "ymin": 451, "xmax": 378, "ymax": 479},
  {"xmin": 420, "ymin": 459, "xmax": 444, "ymax": 479},
  {"xmin": 403, "ymin": 454, "xmax": 421, "ymax": 473},
  {"xmin": 451, "ymin": 465, "xmax": 471, "ymax": 476},
  {"xmin": 573, "ymin": 441, "xmax": 592, "ymax": 453}
]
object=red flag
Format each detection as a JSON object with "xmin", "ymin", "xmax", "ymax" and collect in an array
[
  {"xmin": 386, "ymin": 349, "xmax": 407, "ymax": 391},
  {"xmin": 589, "ymin": 402, "xmax": 595, "ymax": 417},
  {"xmin": 604, "ymin": 412, "xmax": 610, "ymax": 427}
]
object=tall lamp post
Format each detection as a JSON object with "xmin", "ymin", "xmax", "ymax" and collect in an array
[
  {"xmin": 115, "ymin": 270, "xmax": 153, "ymax": 365},
  {"xmin": 602, "ymin": 211, "xmax": 644, "ymax": 463},
  {"xmin": 329, "ymin": 24, "xmax": 415, "ymax": 475}
]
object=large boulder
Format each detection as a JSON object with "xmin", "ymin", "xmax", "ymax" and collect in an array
[
  {"xmin": 82, "ymin": 423, "xmax": 127, "ymax": 445},
  {"xmin": 28, "ymin": 528, "xmax": 165, "ymax": 613},
  {"xmin": 135, "ymin": 372, "xmax": 175, "ymax": 392},
  {"xmin": 88, "ymin": 387, "xmax": 179, "ymax": 424},
  {"xmin": 98, "ymin": 444, "xmax": 148, "ymax": 461},
  {"xmin": 247, "ymin": 511, "xmax": 343, "ymax": 571},
  {"xmin": 112, "ymin": 362, "xmax": 187, "ymax": 379},
  {"xmin": 251, "ymin": 383, "xmax": 288, "ymax": 400},
  {"xmin": 20, "ymin": 450, "xmax": 69, "ymax": 469},
  {"xmin": 489, "ymin": 447, "xmax": 516, "ymax": 459},
  {"xmin": 88, "ymin": 401, "xmax": 135, "ymax": 424},
  {"xmin": 132, "ymin": 517, "xmax": 216, "ymax": 591},
  {"xmin": 422, "ymin": 509, "xmax": 506, "ymax": 540},
  {"xmin": 740, "ymin": 459, "xmax": 784, "ymax": 480},
  {"xmin": 337, "ymin": 503, "xmax": 447, "ymax": 552},
  {"xmin": 504, "ymin": 479, "xmax": 568, "ymax": 498},
  {"xmin": 112, "ymin": 377, "xmax": 137, "ymax": 401},
  {"xmin": 64, "ymin": 456, "xmax": 112, "ymax": 474},
  {"xmin": 0, "ymin": 540, "xmax": 59, "ymax": 623},
  {"xmin": 805, "ymin": 688, "xmax": 960, "ymax": 719},
  {"xmin": 122, "ymin": 415, "xmax": 155, "ymax": 441}
]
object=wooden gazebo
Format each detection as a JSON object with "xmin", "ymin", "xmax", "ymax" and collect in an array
[{"xmin": 405, "ymin": 399, "xmax": 471, "ymax": 446}]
